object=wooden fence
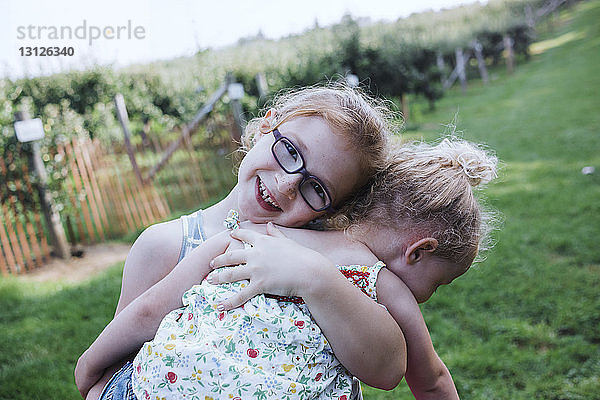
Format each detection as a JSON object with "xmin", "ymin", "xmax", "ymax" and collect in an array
[
  {"xmin": 0, "ymin": 154, "xmax": 49, "ymax": 275},
  {"xmin": 0, "ymin": 137, "xmax": 168, "ymax": 275},
  {"xmin": 0, "ymin": 130, "xmax": 237, "ymax": 275}
]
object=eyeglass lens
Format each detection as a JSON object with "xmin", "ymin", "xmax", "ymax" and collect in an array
[{"xmin": 272, "ymin": 138, "xmax": 330, "ymax": 210}]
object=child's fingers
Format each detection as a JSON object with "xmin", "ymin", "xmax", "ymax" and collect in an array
[
  {"xmin": 266, "ymin": 222, "xmax": 286, "ymax": 238},
  {"xmin": 229, "ymin": 228, "xmax": 262, "ymax": 245},
  {"xmin": 217, "ymin": 283, "xmax": 259, "ymax": 311},
  {"xmin": 206, "ymin": 265, "xmax": 251, "ymax": 285},
  {"xmin": 210, "ymin": 249, "xmax": 248, "ymax": 269},
  {"xmin": 225, "ymin": 236, "xmax": 245, "ymax": 251}
]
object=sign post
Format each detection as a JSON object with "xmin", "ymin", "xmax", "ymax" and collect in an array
[
  {"xmin": 14, "ymin": 111, "xmax": 70, "ymax": 260},
  {"xmin": 228, "ymin": 81, "xmax": 246, "ymax": 142}
]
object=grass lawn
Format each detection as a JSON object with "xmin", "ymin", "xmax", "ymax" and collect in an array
[
  {"xmin": 0, "ymin": 264, "xmax": 124, "ymax": 399},
  {"xmin": 1, "ymin": 1, "xmax": 599, "ymax": 399},
  {"xmin": 364, "ymin": 1, "xmax": 600, "ymax": 398}
]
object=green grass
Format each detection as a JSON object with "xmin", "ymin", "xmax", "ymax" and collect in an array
[
  {"xmin": 364, "ymin": 1, "xmax": 600, "ymax": 399},
  {"xmin": 0, "ymin": 264, "xmax": 124, "ymax": 400},
  {"xmin": 2, "ymin": 1, "xmax": 600, "ymax": 399}
]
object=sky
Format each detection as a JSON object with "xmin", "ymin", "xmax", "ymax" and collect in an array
[{"xmin": 1, "ymin": 0, "xmax": 480, "ymax": 79}]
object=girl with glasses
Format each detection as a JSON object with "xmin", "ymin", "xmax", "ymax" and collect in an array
[{"xmin": 77, "ymin": 85, "xmax": 405, "ymax": 399}]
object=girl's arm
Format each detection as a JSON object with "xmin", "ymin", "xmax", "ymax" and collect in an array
[
  {"xmin": 80, "ymin": 220, "xmax": 185, "ymax": 399},
  {"xmin": 114, "ymin": 219, "xmax": 184, "ymax": 315},
  {"xmin": 208, "ymin": 225, "xmax": 407, "ymax": 390},
  {"xmin": 376, "ymin": 269, "xmax": 459, "ymax": 399},
  {"xmin": 75, "ymin": 231, "xmax": 232, "ymax": 398}
]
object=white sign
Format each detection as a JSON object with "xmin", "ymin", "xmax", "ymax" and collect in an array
[
  {"xmin": 346, "ymin": 74, "xmax": 359, "ymax": 88},
  {"xmin": 228, "ymin": 83, "xmax": 244, "ymax": 100},
  {"xmin": 14, "ymin": 118, "xmax": 45, "ymax": 142}
]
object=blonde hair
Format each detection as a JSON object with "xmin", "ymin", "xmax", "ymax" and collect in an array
[
  {"xmin": 332, "ymin": 137, "xmax": 499, "ymax": 265},
  {"xmin": 240, "ymin": 84, "xmax": 396, "ymax": 201}
]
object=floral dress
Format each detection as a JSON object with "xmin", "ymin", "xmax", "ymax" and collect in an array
[{"xmin": 131, "ymin": 211, "xmax": 384, "ymax": 400}]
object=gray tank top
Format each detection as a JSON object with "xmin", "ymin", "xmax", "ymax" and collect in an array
[{"xmin": 178, "ymin": 209, "xmax": 207, "ymax": 263}]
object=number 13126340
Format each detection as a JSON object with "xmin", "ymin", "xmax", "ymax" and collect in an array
[{"xmin": 19, "ymin": 47, "xmax": 75, "ymax": 56}]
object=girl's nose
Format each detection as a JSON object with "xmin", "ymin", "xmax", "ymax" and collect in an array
[{"xmin": 275, "ymin": 173, "xmax": 302, "ymax": 199}]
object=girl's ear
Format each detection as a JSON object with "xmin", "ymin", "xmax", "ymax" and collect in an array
[
  {"xmin": 259, "ymin": 109, "xmax": 277, "ymax": 133},
  {"xmin": 405, "ymin": 238, "xmax": 438, "ymax": 265}
]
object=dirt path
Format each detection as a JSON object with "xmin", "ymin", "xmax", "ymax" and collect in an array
[{"xmin": 19, "ymin": 242, "xmax": 131, "ymax": 283}]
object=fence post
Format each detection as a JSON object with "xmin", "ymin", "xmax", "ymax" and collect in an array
[
  {"xmin": 15, "ymin": 111, "xmax": 70, "ymax": 259},
  {"xmin": 114, "ymin": 94, "xmax": 144, "ymax": 185},
  {"xmin": 472, "ymin": 41, "xmax": 489, "ymax": 84},
  {"xmin": 455, "ymin": 47, "xmax": 467, "ymax": 93},
  {"xmin": 401, "ymin": 93, "xmax": 409, "ymax": 123},
  {"xmin": 228, "ymin": 75, "xmax": 246, "ymax": 143},
  {"xmin": 503, "ymin": 35, "xmax": 515, "ymax": 74},
  {"xmin": 436, "ymin": 52, "xmax": 446, "ymax": 85},
  {"xmin": 255, "ymin": 72, "xmax": 268, "ymax": 107}
]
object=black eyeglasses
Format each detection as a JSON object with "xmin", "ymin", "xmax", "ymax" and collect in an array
[{"xmin": 270, "ymin": 128, "xmax": 333, "ymax": 212}]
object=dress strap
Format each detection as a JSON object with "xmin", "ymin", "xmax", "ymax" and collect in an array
[{"xmin": 178, "ymin": 209, "xmax": 207, "ymax": 262}]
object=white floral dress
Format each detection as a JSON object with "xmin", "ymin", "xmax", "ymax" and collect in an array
[{"xmin": 131, "ymin": 211, "xmax": 384, "ymax": 400}]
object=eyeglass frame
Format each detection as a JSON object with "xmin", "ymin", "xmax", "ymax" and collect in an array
[{"xmin": 270, "ymin": 128, "xmax": 334, "ymax": 212}]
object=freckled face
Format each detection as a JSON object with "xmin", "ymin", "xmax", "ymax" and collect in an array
[{"xmin": 235, "ymin": 116, "xmax": 363, "ymax": 227}]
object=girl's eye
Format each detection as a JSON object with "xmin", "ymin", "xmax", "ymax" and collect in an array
[
  {"xmin": 284, "ymin": 141, "xmax": 299, "ymax": 161},
  {"xmin": 312, "ymin": 182, "xmax": 326, "ymax": 200}
]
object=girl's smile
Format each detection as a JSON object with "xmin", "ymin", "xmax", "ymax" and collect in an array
[{"xmin": 255, "ymin": 176, "xmax": 282, "ymax": 211}]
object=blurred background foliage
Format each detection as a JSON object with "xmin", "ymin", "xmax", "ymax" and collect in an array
[{"xmin": 1, "ymin": 0, "xmax": 545, "ymax": 216}]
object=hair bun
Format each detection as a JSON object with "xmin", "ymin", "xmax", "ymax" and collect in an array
[{"xmin": 439, "ymin": 138, "xmax": 498, "ymax": 187}]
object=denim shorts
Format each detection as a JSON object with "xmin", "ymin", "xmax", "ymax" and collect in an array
[{"xmin": 98, "ymin": 362, "xmax": 137, "ymax": 400}]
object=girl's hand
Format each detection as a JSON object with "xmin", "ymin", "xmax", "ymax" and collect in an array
[
  {"xmin": 207, "ymin": 223, "xmax": 333, "ymax": 310},
  {"xmin": 74, "ymin": 351, "xmax": 103, "ymax": 398}
]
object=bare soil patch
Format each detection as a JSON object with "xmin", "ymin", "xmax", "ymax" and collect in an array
[{"xmin": 18, "ymin": 242, "xmax": 131, "ymax": 283}]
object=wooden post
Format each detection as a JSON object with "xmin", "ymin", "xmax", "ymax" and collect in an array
[
  {"xmin": 228, "ymin": 76, "xmax": 246, "ymax": 143},
  {"xmin": 503, "ymin": 35, "xmax": 515, "ymax": 74},
  {"xmin": 525, "ymin": 4, "xmax": 536, "ymax": 29},
  {"xmin": 255, "ymin": 72, "xmax": 268, "ymax": 103},
  {"xmin": 401, "ymin": 93, "xmax": 409, "ymax": 123},
  {"xmin": 455, "ymin": 47, "xmax": 467, "ymax": 93},
  {"xmin": 436, "ymin": 52, "xmax": 446, "ymax": 85},
  {"xmin": 114, "ymin": 93, "xmax": 144, "ymax": 185},
  {"xmin": 140, "ymin": 116, "xmax": 151, "ymax": 149},
  {"xmin": 472, "ymin": 41, "xmax": 489, "ymax": 84},
  {"xmin": 443, "ymin": 67, "xmax": 459, "ymax": 89},
  {"xmin": 15, "ymin": 111, "xmax": 70, "ymax": 259}
]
